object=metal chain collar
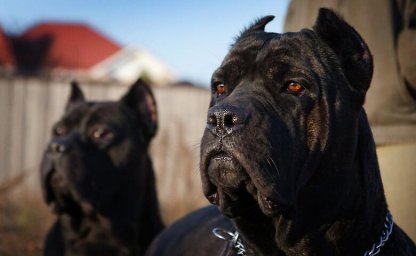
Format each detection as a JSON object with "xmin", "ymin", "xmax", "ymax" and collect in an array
[
  {"xmin": 212, "ymin": 228, "xmax": 247, "ymax": 255},
  {"xmin": 212, "ymin": 211, "xmax": 393, "ymax": 256},
  {"xmin": 363, "ymin": 210, "xmax": 394, "ymax": 256}
]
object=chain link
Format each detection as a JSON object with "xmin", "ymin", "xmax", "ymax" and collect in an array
[
  {"xmin": 363, "ymin": 210, "xmax": 394, "ymax": 256},
  {"xmin": 212, "ymin": 228, "xmax": 247, "ymax": 255}
]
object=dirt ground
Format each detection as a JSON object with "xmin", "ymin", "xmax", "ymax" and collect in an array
[{"xmin": 0, "ymin": 191, "xmax": 53, "ymax": 256}]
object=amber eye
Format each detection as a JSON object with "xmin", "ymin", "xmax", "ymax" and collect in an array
[
  {"xmin": 286, "ymin": 82, "xmax": 305, "ymax": 95},
  {"xmin": 92, "ymin": 128, "xmax": 104, "ymax": 139},
  {"xmin": 53, "ymin": 125, "xmax": 67, "ymax": 136},
  {"xmin": 216, "ymin": 83, "xmax": 226, "ymax": 95},
  {"xmin": 90, "ymin": 127, "xmax": 113, "ymax": 141}
]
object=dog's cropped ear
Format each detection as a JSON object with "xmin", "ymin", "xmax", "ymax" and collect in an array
[
  {"xmin": 121, "ymin": 78, "xmax": 158, "ymax": 139},
  {"xmin": 240, "ymin": 15, "xmax": 275, "ymax": 37},
  {"xmin": 313, "ymin": 8, "xmax": 373, "ymax": 102},
  {"xmin": 65, "ymin": 81, "xmax": 85, "ymax": 111}
]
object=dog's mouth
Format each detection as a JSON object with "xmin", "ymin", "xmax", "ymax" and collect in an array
[
  {"xmin": 207, "ymin": 151, "xmax": 243, "ymax": 186},
  {"xmin": 203, "ymin": 149, "xmax": 288, "ymax": 217},
  {"xmin": 45, "ymin": 168, "xmax": 93, "ymax": 219}
]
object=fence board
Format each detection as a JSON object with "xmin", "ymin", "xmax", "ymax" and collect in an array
[
  {"xmin": 0, "ymin": 79, "xmax": 11, "ymax": 180},
  {"xmin": 8, "ymin": 79, "xmax": 26, "ymax": 179}
]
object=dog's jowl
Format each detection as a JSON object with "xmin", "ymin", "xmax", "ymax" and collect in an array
[
  {"xmin": 41, "ymin": 79, "xmax": 164, "ymax": 256},
  {"xmin": 146, "ymin": 8, "xmax": 416, "ymax": 256}
]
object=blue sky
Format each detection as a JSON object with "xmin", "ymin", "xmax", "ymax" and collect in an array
[{"xmin": 0, "ymin": 0, "xmax": 290, "ymax": 86}]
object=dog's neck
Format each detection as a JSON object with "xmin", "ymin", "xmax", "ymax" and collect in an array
[
  {"xmin": 104, "ymin": 154, "xmax": 164, "ymax": 253},
  {"xmin": 233, "ymin": 111, "xmax": 388, "ymax": 256},
  {"xmin": 59, "ymin": 154, "xmax": 164, "ymax": 255},
  {"xmin": 134, "ymin": 155, "xmax": 165, "ymax": 251}
]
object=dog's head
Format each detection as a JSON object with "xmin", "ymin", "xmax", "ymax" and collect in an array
[
  {"xmin": 40, "ymin": 79, "xmax": 157, "ymax": 218},
  {"xmin": 200, "ymin": 8, "xmax": 373, "ymax": 219}
]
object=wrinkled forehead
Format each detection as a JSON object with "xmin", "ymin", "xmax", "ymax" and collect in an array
[
  {"xmin": 214, "ymin": 29, "xmax": 326, "ymax": 81},
  {"xmin": 62, "ymin": 102, "xmax": 122, "ymax": 125},
  {"xmin": 220, "ymin": 32, "xmax": 277, "ymax": 67},
  {"xmin": 258, "ymin": 30, "xmax": 319, "ymax": 61}
]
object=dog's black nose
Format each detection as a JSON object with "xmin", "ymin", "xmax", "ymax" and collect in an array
[
  {"xmin": 207, "ymin": 105, "xmax": 248, "ymax": 137},
  {"xmin": 49, "ymin": 141, "xmax": 71, "ymax": 154}
]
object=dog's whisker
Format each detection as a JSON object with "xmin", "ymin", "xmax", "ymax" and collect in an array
[
  {"xmin": 264, "ymin": 159, "xmax": 275, "ymax": 181},
  {"xmin": 191, "ymin": 141, "xmax": 202, "ymax": 152},
  {"xmin": 259, "ymin": 161, "xmax": 280, "ymax": 196},
  {"xmin": 269, "ymin": 158, "xmax": 280, "ymax": 177},
  {"xmin": 256, "ymin": 168, "xmax": 279, "ymax": 195}
]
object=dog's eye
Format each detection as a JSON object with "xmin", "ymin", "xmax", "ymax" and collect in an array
[
  {"xmin": 90, "ymin": 127, "xmax": 113, "ymax": 141},
  {"xmin": 53, "ymin": 125, "xmax": 67, "ymax": 137},
  {"xmin": 286, "ymin": 82, "xmax": 305, "ymax": 95},
  {"xmin": 215, "ymin": 83, "xmax": 226, "ymax": 96}
]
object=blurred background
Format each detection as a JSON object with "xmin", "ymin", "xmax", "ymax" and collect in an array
[{"xmin": 0, "ymin": 0, "xmax": 415, "ymax": 255}]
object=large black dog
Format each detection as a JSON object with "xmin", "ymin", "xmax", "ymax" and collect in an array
[
  {"xmin": 41, "ymin": 79, "xmax": 164, "ymax": 256},
  {"xmin": 146, "ymin": 8, "xmax": 416, "ymax": 256}
]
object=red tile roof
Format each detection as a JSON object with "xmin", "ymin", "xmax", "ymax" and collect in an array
[
  {"xmin": 20, "ymin": 22, "xmax": 121, "ymax": 69},
  {"xmin": 0, "ymin": 26, "xmax": 15, "ymax": 66}
]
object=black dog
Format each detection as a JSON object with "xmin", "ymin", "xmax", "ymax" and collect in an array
[
  {"xmin": 146, "ymin": 8, "xmax": 416, "ymax": 256},
  {"xmin": 41, "ymin": 79, "xmax": 164, "ymax": 256}
]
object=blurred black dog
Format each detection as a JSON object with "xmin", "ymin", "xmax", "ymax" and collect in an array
[
  {"xmin": 146, "ymin": 8, "xmax": 416, "ymax": 256},
  {"xmin": 41, "ymin": 79, "xmax": 164, "ymax": 256}
]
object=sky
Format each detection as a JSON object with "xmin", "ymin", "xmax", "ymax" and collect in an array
[{"xmin": 0, "ymin": 0, "xmax": 290, "ymax": 86}]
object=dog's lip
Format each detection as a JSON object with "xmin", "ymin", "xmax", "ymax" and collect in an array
[
  {"xmin": 258, "ymin": 192, "xmax": 290, "ymax": 216},
  {"xmin": 208, "ymin": 150, "xmax": 233, "ymax": 161},
  {"xmin": 204, "ymin": 149, "xmax": 237, "ymax": 174},
  {"xmin": 47, "ymin": 171, "xmax": 71, "ymax": 207},
  {"xmin": 214, "ymin": 186, "xmax": 262, "ymax": 218},
  {"xmin": 44, "ymin": 167, "xmax": 59, "ymax": 204},
  {"xmin": 203, "ymin": 149, "xmax": 235, "ymax": 176},
  {"xmin": 260, "ymin": 194, "xmax": 280, "ymax": 209},
  {"xmin": 213, "ymin": 155, "xmax": 233, "ymax": 161},
  {"xmin": 45, "ymin": 168, "xmax": 84, "ymax": 214},
  {"xmin": 207, "ymin": 191, "xmax": 219, "ymax": 205}
]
